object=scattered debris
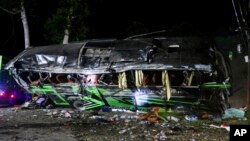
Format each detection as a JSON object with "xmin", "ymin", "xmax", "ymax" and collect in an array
[
  {"xmin": 209, "ymin": 124, "xmax": 221, "ymax": 129},
  {"xmin": 119, "ymin": 129, "xmax": 127, "ymax": 134},
  {"xmin": 154, "ymin": 130, "xmax": 167, "ymax": 140},
  {"xmin": 220, "ymin": 124, "xmax": 230, "ymax": 132},
  {"xmin": 210, "ymin": 115, "xmax": 222, "ymax": 122},
  {"xmin": 209, "ymin": 124, "xmax": 230, "ymax": 132},
  {"xmin": 64, "ymin": 112, "xmax": 71, "ymax": 118},
  {"xmin": 201, "ymin": 112, "xmax": 209, "ymax": 119},
  {"xmin": 166, "ymin": 116, "xmax": 179, "ymax": 122},
  {"xmin": 20, "ymin": 101, "xmax": 31, "ymax": 109},
  {"xmin": 139, "ymin": 107, "xmax": 161, "ymax": 122},
  {"xmin": 185, "ymin": 114, "xmax": 198, "ymax": 121},
  {"xmin": 101, "ymin": 106, "xmax": 112, "ymax": 112},
  {"xmin": 20, "ymin": 94, "xmax": 54, "ymax": 110},
  {"xmin": 222, "ymin": 108, "xmax": 245, "ymax": 119}
]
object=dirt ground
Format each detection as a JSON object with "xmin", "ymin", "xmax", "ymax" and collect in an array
[{"xmin": 1, "ymin": 106, "xmax": 246, "ymax": 141}]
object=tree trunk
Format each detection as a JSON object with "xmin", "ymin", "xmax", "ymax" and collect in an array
[
  {"xmin": 62, "ymin": 9, "xmax": 72, "ymax": 45},
  {"xmin": 21, "ymin": 1, "xmax": 30, "ymax": 49},
  {"xmin": 63, "ymin": 28, "xmax": 69, "ymax": 44}
]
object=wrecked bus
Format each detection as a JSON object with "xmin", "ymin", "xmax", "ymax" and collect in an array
[{"xmin": 0, "ymin": 37, "xmax": 231, "ymax": 113}]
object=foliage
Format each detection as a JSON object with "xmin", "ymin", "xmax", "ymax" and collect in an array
[
  {"xmin": 0, "ymin": 0, "xmax": 20, "ymax": 12},
  {"xmin": 44, "ymin": 0, "xmax": 89, "ymax": 44}
]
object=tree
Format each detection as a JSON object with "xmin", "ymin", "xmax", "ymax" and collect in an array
[
  {"xmin": 44, "ymin": 0, "xmax": 89, "ymax": 44},
  {"xmin": 0, "ymin": 0, "xmax": 30, "ymax": 49},
  {"xmin": 20, "ymin": 0, "xmax": 30, "ymax": 48}
]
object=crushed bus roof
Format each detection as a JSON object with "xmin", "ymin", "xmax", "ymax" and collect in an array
[{"xmin": 6, "ymin": 37, "xmax": 213, "ymax": 74}]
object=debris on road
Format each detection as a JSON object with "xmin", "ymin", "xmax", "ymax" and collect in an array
[{"xmin": 222, "ymin": 108, "xmax": 245, "ymax": 119}]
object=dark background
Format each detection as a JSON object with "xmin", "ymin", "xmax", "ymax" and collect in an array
[
  {"xmin": 0, "ymin": 0, "xmax": 237, "ymax": 59},
  {"xmin": 86, "ymin": 0, "xmax": 234, "ymax": 37}
]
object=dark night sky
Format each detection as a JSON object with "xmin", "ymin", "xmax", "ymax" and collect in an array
[
  {"xmin": 0, "ymin": 0, "xmax": 236, "ymax": 59},
  {"xmin": 86, "ymin": 0, "xmax": 235, "ymax": 37}
]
